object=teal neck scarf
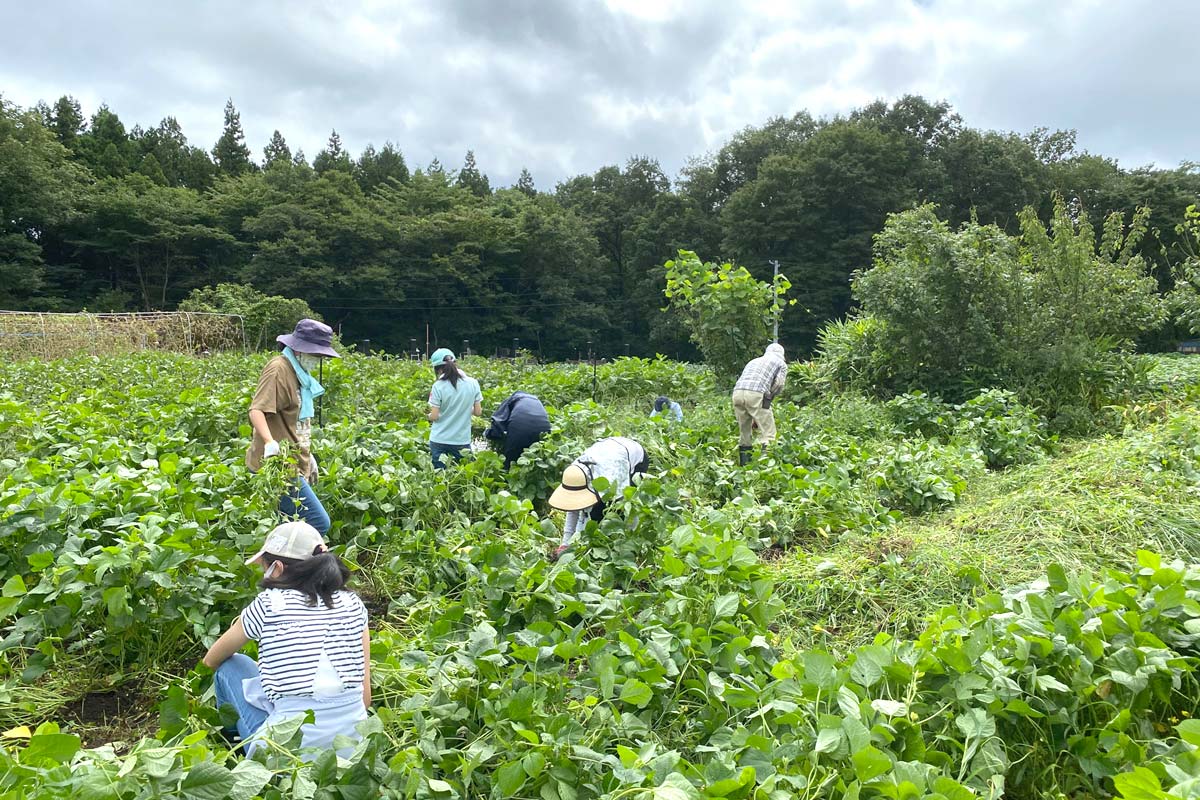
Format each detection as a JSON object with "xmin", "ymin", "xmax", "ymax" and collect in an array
[{"xmin": 282, "ymin": 347, "xmax": 325, "ymax": 421}]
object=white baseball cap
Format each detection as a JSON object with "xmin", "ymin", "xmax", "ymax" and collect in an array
[{"xmin": 245, "ymin": 521, "xmax": 327, "ymax": 565}]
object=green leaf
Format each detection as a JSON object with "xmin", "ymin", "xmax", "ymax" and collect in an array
[
  {"xmin": 1, "ymin": 575, "xmax": 26, "ymax": 598},
  {"xmin": 428, "ymin": 778, "xmax": 454, "ymax": 793},
  {"xmin": 804, "ymin": 652, "xmax": 837, "ymax": 689},
  {"xmin": 619, "ymin": 679, "xmax": 654, "ymax": 709},
  {"xmin": 230, "ymin": 760, "xmax": 274, "ymax": 800},
  {"xmin": 179, "ymin": 761, "xmax": 238, "ymax": 800},
  {"xmin": 712, "ymin": 593, "xmax": 739, "ymax": 619},
  {"xmin": 494, "ymin": 760, "xmax": 527, "ymax": 797},
  {"xmin": 522, "ymin": 751, "xmax": 546, "ymax": 778},
  {"xmin": 26, "ymin": 551, "xmax": 54, "ymax": 571},
  {"xmin": 1178, "ymin": 719, "xmax": 1200, "ymax": 747},
  {"xmin": 815, "ymin": 726, "xmax": 842, "ymax": 753},
  {"xmin": 851, "ymin": 745, "xmax": 892, "ymax": 782},
  {"xmin": 21, "ymin": 732, "xmax": 80, "ymax": 766},
  {"xmin": 1112, "ymin": 767, "xmax": 1165, "ymax": 800}
]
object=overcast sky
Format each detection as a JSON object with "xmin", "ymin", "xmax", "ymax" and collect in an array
[{"xmin": 3, "ymin": 0, "xmax": 1196, "ymax": 189}]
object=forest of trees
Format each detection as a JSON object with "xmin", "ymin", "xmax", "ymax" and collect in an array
[{"xmin": 1, "ymin": 93, "xmax": 1197, "ymax": 357}]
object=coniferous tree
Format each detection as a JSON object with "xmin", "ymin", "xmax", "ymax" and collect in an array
[
  {"xmin": 516, "ymin": 167, "xmax": 536, "ymax": 197},
  {"xmin": 263, "ymin": 130, "xmax": 292, "ymax": 167},
  {"xmin": 427, "ymin": 157, "xmax": 444, "ymax": 175},
  {"xmin": 292, "ymin": 148, "xmax": 308, "ymax": 167},
  {"xmin": 48, "ymin": 95, "xmax": 85, "ymax": 147},
  {"xmin": 212, "ymin": 99, "xmax": 253, "ymax": 176},
  {"xmin": 314, "ymin": 129, "xmax": 353, "ymax": 174},
  {"xmin": 355, "ymin": 142, "xmax": 409, "ymax": 191},
  {"xmin": 137, "ymin": 153, "xmax": 168, "ymax": 185},
  {"xmin": 456, "ymin": 150, "xmax": 491, "ymax": 196}
]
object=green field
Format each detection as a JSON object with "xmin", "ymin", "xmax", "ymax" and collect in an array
[{"xmin": 3, "ymin": 352, "xmax": 1200, "ymax": 798}]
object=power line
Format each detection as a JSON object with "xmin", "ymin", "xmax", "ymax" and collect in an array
[{"xmin": 313, "ymin": 297, "xmax": 629, "ymax": 312}]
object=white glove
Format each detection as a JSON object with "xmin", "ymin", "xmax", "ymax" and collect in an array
[
  {"xmin": 263, "ymin": 440, "xmax": 281, "ymax": 458},
  {"xmin": 309, "ymin": 453, "xmax": 319, "ymax": 485}
]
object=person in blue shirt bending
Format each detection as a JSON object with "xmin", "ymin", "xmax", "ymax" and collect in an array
[
  {"xmin": 650, "ymin": 395, "xmax": 683, "ymax": 423},
  {"xmin": 427, "ymin": 348, "xmax": 482, "ymax": 469}
]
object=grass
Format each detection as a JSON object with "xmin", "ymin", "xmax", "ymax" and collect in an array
[{"xmin": 770, "ymin": 416, "xmax": 1200, "ymax": 655}]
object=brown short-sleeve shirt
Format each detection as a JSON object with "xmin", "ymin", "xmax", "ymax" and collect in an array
[{"xmin": 245, "ymin": 356, "xmax": 313, "ymax": 477}]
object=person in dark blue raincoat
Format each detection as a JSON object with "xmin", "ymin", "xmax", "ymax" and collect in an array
[{"xmin": 484, "ymin": 391, "xmax": 552, "ymax": 468}]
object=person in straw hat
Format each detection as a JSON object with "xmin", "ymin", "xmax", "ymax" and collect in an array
[
  {"xmin": 246, "ymin": 318, "xmax": 340, "ymax": 533},
  {"xmin": 547, "ymin": 436, "xmax": 649, "ymax": 560},
  {"xmin": 203, "ymin": 521, "xmax": 371, "ymax": 757}
]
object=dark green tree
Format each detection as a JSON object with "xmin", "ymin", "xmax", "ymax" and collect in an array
[
  {"xmin": 48, "ymin": 95, "xmax": 85, "ymax": 148},
  {"xmin": 313, "ymin": 130, "xmax": 353, "ymax": 174},
  {"xmin": 212, "ymin": 99, "xmax": 254, "ymax": 176},
  {"xmin": 0, "ymin": 99, "xmax": 89, "ymax": 307},
  {"xmin": 456, "ymin": 150, "xmax": 491, "ymax": 196},
  {"xmin": 263, "ymin": 130, "xmax": 292, "ymax": 168},
  {"xmin": 515, "ymin": 168, "xmax": 536, "ymax": 197},
  {"xmin": 355, "ymin": 142, "xmax": 408, "ymax": 191},
  {"xmin": 76, "ymin": 105, "xmax": 134, "ymax": 178}
]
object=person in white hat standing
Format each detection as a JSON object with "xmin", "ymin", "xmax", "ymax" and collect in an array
[
  {"xmin": 202, "ymin": 521, "xmax": 371, "ymax": 757},
  {"xmin": 426, "ymin": 347, "xmax": 482, "ymax": 470},
  {"xmin": 547, "ymin": 436, "xmax": 649, "ymax": 560},
  {"xmin": 732, "ymin": 342, "xmax": 787, "ymax": 465},
  {"xmin": 246, "ymin": 318, "xmax": 340, "ymax": 533}
]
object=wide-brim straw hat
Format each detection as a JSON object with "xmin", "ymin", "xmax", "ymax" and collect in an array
[{"xmin": 548, "ymin": 464, "xmax": 599, "ymax": 511}]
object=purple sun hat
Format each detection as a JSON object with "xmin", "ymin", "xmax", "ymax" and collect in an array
[{"xmin": 277, "ymin": 319, "xmax": 340, "ymax": 358}]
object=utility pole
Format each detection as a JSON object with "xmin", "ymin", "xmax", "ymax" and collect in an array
[
  {"xmin": 770, "ymin": 259, "xmax": 781, "ymax": 343},
  {"xmin": 588, "ymin": 339, "xmax": 596, "ymax": 402}
]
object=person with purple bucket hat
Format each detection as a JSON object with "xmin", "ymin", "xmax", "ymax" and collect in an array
[{"xmin": 246, "ymin": 319, "xmax": 339, "ymax": 534}]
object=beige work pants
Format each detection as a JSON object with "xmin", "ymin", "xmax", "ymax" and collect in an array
[{"xmin": 732, "ymin": 389, "xmax": 776, "ymax": 447}]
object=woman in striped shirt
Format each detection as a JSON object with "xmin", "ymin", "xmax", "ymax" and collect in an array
[{"xmin": 203, "ymin": 521, "xmax": 371, "ymax": 756}]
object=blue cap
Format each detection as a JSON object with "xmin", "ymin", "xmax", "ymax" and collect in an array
[{"xmin": 430, "ymin": 348, "xmax": 456, "ymax": 366}]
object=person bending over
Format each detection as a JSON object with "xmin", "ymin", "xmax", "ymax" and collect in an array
[
  {"xmin": 485, "ymin": 391, "xmax": 551, "ymax": 468},
  {"xmin": 547, "ymin": 436, "xmax": 648, "ymax": 560}
]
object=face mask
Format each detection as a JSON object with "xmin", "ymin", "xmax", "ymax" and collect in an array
[
  {"xmin": 263, "ymin": 561, "xmax": 281, "ymax": 580},
  {"xmin": 298, "ymin": 354, "xmax": 321, "ymax": 373}
]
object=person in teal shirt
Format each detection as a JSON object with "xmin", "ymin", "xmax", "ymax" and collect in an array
[{"xmin": 427, "ymin": 348, "xmax": 482, "ymax": 469}]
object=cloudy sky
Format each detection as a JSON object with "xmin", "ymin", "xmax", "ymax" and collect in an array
[{"xmin": 3, "ymin": 0, "xmax": 1196, "ymax": 188}]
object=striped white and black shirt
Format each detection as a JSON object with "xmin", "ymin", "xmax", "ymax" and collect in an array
[{"xmin": 240, "ymin": 589, "xmax": 368, "ymax": 700}]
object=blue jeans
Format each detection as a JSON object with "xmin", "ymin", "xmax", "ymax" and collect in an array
[
  {"xmin": 430, "ymin": 442, "xmax": 468, "ymax": 470},
  {"xmin": 279, "ymin": 476, "xmax": 330, "ymax": 534},
  {"xmin": 213, "ymin": 654, "xmax": 269, "ymax": 741}
]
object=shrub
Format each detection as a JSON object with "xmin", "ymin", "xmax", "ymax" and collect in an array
[
  {"xmin": 179, "ymin": 282, "xmax": 321, "ymax": 351},
  {"xmin": 813, "ymin": 316, "xmax": 893, "ymax": 392},
  {"xmin": 954, "ymin": 388, "xmax": 1047, "ymax": 468},
  {"xmin": 886, "ymin": 391, "xmax": 954, "ymax": 439},
  {"xmin": 829, "ymin": 198, "xmax": 1166, "ymax": 424},
  {"xmin": 663, "ymin": 250, "xmax": 790, "ymax": 385},
  {"xmin": 868, "ymin": 438, "xmax": 974, "ymax": 513}
]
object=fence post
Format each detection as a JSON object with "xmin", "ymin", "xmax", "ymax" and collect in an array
[{"xmin": 39, "ymin": 313, "xmax": 49, "ymax": 359}]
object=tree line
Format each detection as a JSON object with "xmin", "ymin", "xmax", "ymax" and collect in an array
[{"xmin": 1, "ymin": 93, "xmax": 1197, "ymax": 357}]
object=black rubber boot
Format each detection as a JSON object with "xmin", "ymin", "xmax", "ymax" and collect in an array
[{"xmin": 738, "ymin": 446, "xmax": 752, "ymax": 466}]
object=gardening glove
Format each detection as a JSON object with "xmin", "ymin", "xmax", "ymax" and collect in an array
[
  {"xmin": 308, "ymin": 453, "xmax": 319, "ymax": 485},
  {"xmin": 263, "ymin": 440, "xmax": 281, "ymax": 458}
]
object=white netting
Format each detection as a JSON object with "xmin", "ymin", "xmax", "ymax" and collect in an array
[{"xmin": 0, "ymin": 311, "xmax": 246, "ymax": 360}]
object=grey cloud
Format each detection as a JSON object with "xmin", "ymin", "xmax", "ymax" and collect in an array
[{"xmin": 1, "ymin": 0, "xmax": 1195, "ymax": 193}]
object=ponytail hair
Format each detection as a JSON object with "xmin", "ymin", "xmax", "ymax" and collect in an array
[
  {"xmin": 259, "ymin": 546, "xmax": 352, "ymax": 608},
  {"xmin": 436, "ymin": 360, "xmax": 463, "ymax": 388}
]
